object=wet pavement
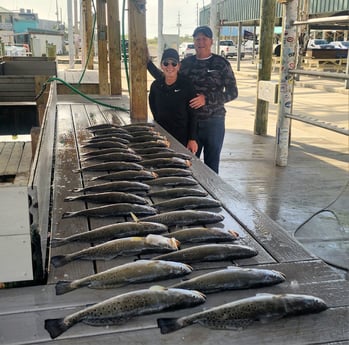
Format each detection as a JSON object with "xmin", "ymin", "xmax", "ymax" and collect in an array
[{"xmin": 220, "ymin": 59, "xmax": 349, "ymax": 273}]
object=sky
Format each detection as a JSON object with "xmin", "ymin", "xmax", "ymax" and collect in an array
[{"xmin": 1, "ymin": 0, "xmax": 204, "ymax": 38}]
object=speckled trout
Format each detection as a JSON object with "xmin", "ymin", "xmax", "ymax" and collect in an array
[
  {"xmin": 152, "ymin": 244, "xmax": 258, "ymax": 263},
  {"xmin": 50, "ymin": 221, "xmax": 168, "ymax": 247},
  {"xmin": 55, "ymin": 259, "xmax": 193, "ymax": 295},
  {"xmin": 157, "ymin": 293, "xmax": 328, "ymax": 334},
  {"xmin": 170, "ymin": 266, "xmax": 286, "ymax": 293},
  {"xmin": 45, "ymin": 286, "xmax": 206, "ymax": 339},
  {"xmin": 50, "ymin": 234, "xmax": 179, "ymax": 267}
]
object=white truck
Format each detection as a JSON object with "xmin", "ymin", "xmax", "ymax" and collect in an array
[{"xmin": 219, "ymin": 40, "xmax": 245, "ymax": 59}]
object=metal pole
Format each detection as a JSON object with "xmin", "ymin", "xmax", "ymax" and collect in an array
[
  {"xmin": 275, "ymin": 0, "xmax": 299, "ymax": 167},
  {"xmin": 210, "ymin": 0, "xmax": 218, "ymax": 54}
]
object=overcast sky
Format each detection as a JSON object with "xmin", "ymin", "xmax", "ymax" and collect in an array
[{"xmin": 1, "ymin": 0, "xmax": 204, "ymax": 38}]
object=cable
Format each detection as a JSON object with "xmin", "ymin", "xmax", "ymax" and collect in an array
[
  {"xmin": 36, "ymin": 76, "xmax": 130, "ymax": 112},
  {"xmin": 293, "ymin": 179, "xmax": 349, "ymax": 236}
]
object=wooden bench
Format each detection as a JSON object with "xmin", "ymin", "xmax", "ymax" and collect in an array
[{"xmin": 302, "ymin": 57, "xmax": 347, "ymax": 73}]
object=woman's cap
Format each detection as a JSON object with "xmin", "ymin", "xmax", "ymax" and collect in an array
[
  {"xmin": 161, "ymin": 48, "xmax": 179, "ymax": 63},
  {"xmin": 193, "ymin": 26, "xmax": 213, "ymax": 38}
]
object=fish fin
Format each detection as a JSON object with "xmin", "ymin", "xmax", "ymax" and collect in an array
[
  {"xmin": 157, "ymin": 318, "xmax": 182, "ymax": 334},
  {"xmin": 50, "ymin": 238, "xmax": 67, "ymax": 248},
  {"xmin": 44, "ymin": 318, "xmax": 70, "ymax": 339},
  {"xmin": 55, "ymin": 280, "xmax": 75, "ymax": 295},
  {"xmin": 51, "ymin": 255, "xmax": 70, "ymax": 268},
  {"xmin": 130, "ymin": 212, "xmax": 139, "ymax": 222}
]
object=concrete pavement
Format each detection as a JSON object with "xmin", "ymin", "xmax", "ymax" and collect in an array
[{"xmin": 219, "ymin": 58, "xmax": 348, "ymax": 273}]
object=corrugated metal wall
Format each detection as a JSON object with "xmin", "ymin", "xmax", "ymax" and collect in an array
[{"xmin": 200, "ymin": 0, "xmax": 349, "ymax": 24}]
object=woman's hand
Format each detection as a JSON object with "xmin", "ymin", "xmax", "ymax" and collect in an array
[
  {"xmin": 189, "ymin": 94, "xmax": 206, "ymax": 109},
  {"xmin": 187, "ymin": 140, "xmax": 198, "ymax": 154}
]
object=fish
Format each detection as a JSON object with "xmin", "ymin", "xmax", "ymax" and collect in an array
[
  {"xmin": 50, "ymin": 221, "xmax": 168, "ymax": 247},
  {"xmin": 129, "ymin": 134, "xmax": 167, "ymax": 143},
  {"xmin": 140, "ymin": 151, "xmax": 193, "ymax": 160},
  {"xmin": 81, "ymin": 147, "xmax": 136, "ymax": 157},
  {"xmin": 90, "ymin": 128, "xmax": 130, "ymax": 136},
  {"xmin": 62, "ymin": 203, "xmax": 157, "ymax": 218},
  {"xmin": 90, "ymin": 170, "xmax": 158, "ymax": 182},
  {"xmin": 163, "ymin": 227, "xmax": 239, "ymax": 244},
  {"xmin": 84, "ymin": 136, "xmax": 131, "ymax": 145},
  {"xmin": 71, "ymin": 181, "xmax": 150, "ymax": 193},
  {"xmin": 141, "ymin": 157, "xmax": 191, "ymax": 169},
  {"xmin": 74, "ymin": 161, "xmax": 144, "ymax": 172},
  {"xmin": 147, "ymin": 176, "xmax": 198, "ymax": 187},
  {"xmin": 140, "ymin": 210, "xmax": 224, "ymax": 227},
  {"xmin": 132, "ymin": 147, "xmax": 175, "ymax": 155},
  {"xmin": 89, "ymin": 131, "xmax": 134, "ymax": 141},
  {"xmin": 50, "ymin": 234, "xmax": 179, "ymax": 267},
  {"xmin": 123, "ymin": 123, "xmax": 156, "ymax": 132},
  {"xmin": 86, "ymin": 123, "xmax": 121, "ymax": 131},
  {"xmin": 64, "ymin": 191, "xmax": 149, "ymax": 204},
  {"xmin": 129, "ymin": 140, "xmax": 170, "ymax": 149},
  {"xmin": 157, "ymin": 293, "xmax": 328, "ymax": 334},
  {"xmin": 147, "ymin": 187, "xmax": 207, "ymax": 199},
  {"xmin": 153, "ymin": 168, "xmax": 193, "ymax": 177},
  {"xmin": 153, "ymin": 196, "xmax": 222, "ymax": 212},
  {"xmin": 81, "ymin": 140, "xmax": 129, "ymax": 149},
  {"xmin": 81, "ymin": 152, "xmax": 142, "ymax": 162},
  {"xmin": 152, "ymin": 244, "xmax": 258, "ymax": 263},
  {"xmin": 55, "ymin": 259, "xmax": 193, "ymax": 295},
  {"xmin": 169, "ymin": 266, "xmax": 286, "ymax": 293}
]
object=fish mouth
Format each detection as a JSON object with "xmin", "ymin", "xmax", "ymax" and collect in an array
[{"xmin": 228, "ymin": 229, "xmax": 239, "ymax": 238}]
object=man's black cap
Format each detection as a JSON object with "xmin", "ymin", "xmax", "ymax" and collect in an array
[{"xmin": 192, "ymin": 26, "xmax": 213, "ymax": 38}]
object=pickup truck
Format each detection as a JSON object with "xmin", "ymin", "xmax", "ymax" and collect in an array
[{"xmin": 219, "ymin": 40, "xmax": 245, "ymax": 59}]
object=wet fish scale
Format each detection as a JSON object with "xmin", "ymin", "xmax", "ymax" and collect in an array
[
  {"xmin": 45, "ymin": 287, "xmax": 206, "ymax": 339},
  {"xmin": 140, "ymin": 210, "xmax": 224, "ymax": 227},
  {"xmin": 50, "ymin": 234, "xmax": 179, "ymax": 267},
  {"xmin": 157, "ymin": 293, "xmax": 328, "ymax": 334}
]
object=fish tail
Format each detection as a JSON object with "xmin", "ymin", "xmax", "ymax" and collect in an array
[
  {"xmin": 64, "ymin": 196, "xmax": 78, "ymax": 202},
  {"xmin": 62, "ymin": 211, "xmax": 76, "ymax": 218},
  {"xmin": 44, "ymin": 318, "xmax": 70, "ymax": 339},
  {"xmin": 157, "ymin": 318, "xmax": 183, "ymax": 334},
  {"xmin": 50, "ymin": 238, "xmax": 68, "ymax": 248},
  {"xmin": 55, "ymin": 280, "xmax": 75, "ymax": 295},
  {"xmin": 51, "ymin": 255, "xmax": 71, "ymax": 268}
]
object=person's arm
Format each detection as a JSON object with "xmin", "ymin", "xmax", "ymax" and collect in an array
[
  {"xmin": 147, "ymin": 59, "xmax": 163, "ymax": 80},
  {"xmin": 148, "ymin": 83, "xmax": 158, "ymax": 120},
  {"xmin": 222, "ymin": 61, "xmax": 238, "ymax": 103}
]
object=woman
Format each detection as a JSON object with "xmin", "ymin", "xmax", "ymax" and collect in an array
[{"xmin": 149, "ymin": 48, "xmax": 198, "ymax": 154}]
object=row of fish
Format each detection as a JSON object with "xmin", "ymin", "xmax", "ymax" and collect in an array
[{"xmin": 46, "ymin": 122, "xmax": 327, "ymax": 339}]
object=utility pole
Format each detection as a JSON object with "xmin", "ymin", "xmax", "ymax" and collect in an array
[
  {"xmin": 177, "ymin": 12, "xmax": 181, "ymax": 51},
  {"xmin": 210, "ymin": 0, "xmax": 219, "ymax": 54},
  {"xmin": 254, "ymin": 0, "xmax": 276, "ymax": 135}
]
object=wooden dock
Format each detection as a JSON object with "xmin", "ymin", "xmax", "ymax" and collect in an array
[{"xmin": 0, "ymin": 95, "xmax": 348, "ymax": 344}]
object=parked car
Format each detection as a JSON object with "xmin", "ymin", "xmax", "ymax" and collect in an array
[
  {"xmin": 243, "ymin": 40, "xmax": 259, "ymax": 54},
  {"xmin": 331, "ymin": 41, "xmax": 349, "ymax": 49},
  {"xmin": 307, "ymin": 39, "xmax": 335, "ymax": 49},
  {"xmin": 219, "ymin": 40, "xmax": 245, "ymax": 59},
  {"xmin": 179, "ymin": 42, "xmax": 195, "ymax": 59}
]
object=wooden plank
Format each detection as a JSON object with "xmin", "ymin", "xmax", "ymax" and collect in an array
[
  {"xmin": 48, "ymin": 103, "xmax": 94, "ymax": 283},
  {"xmin": 0, "ymin": 276, "xmax": 348, "ymax": 344},
  {"xmin": 152, "ymin": 123, "xmax": 314, "ymax": 264},
  {"xmin": 0, "ymin": 142, "xmax": 14, "ymax": 175},
  {"xmin": 3, "ymin": 141, "xmax": 23, "ymax": 175}
]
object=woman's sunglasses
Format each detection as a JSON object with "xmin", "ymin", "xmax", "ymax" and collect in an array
[{"xmin": 163, "ymin": 60, "xmax": 178, "ymax": 67}]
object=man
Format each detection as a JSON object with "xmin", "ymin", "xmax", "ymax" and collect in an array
[{"xmin": 148, "ymin": 26, "xmax": 238, "ymax": 173}]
